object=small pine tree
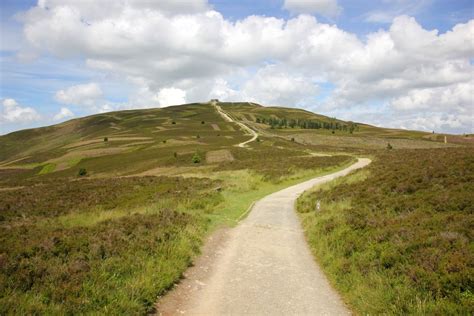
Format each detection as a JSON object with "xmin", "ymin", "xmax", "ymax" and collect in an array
[
  {"xmin": 196, "ymin": 135, "xmax": 201, "ymax": 139},
  {"xmin": 163, "ymin": 139, "xmax": 167, "ymax": 143},
  {"xmin": 192, "ymin": 153, "xmax": 201, "ymax": 163},
  {"xmin": 174, "ymin": 152, "xmax": 178, "ymax": 159},
  {"xmin": 201, "ymin": 121, "xmax": 205, "ymax": 124},
  {"xmin": 104, "ymin": 137, "xmax": 108, "ymax": 142},
  {"xmin": 172, "ymin": 121, "xmax": 176, "ymax": 124},
  {"xmin": 387, "ymin": 143, "xmax": 393, "ymax": 150},
  {"xmin": 291, "ymin": 137, "xmax": 295, "ymax": 142}
]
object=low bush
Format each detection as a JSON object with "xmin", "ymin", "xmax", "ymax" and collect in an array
[
  {"xmin": 192, "ymin": 153, "xmax": 202, "ymax": 164},
  {"xmin": 78, "ymin": 168, "xmax": 87, "ymax": 176}
]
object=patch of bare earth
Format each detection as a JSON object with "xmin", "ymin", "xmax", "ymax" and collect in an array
[
  {"xmin": 211, "ymin": 124, "xmax": 221, "ymax": 131},
  {"xmin": 205, "ymin": 150, "xmax": 234, "ymax": 163}
]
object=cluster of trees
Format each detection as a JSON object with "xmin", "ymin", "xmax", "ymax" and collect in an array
[{"xmin": 256, "ymin": 117, "xmax": 359, "ymax": 133}]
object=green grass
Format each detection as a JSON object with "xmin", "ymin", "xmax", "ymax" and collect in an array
[
  {"xmin": 296, "ymin": 147, "xmax": 474, "ymax": 314},
  {"xmin": 38, "ymin": 163, "xmax": 56, "ymax": 175}
]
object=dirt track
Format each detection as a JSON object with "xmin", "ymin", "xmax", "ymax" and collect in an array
[
  {"xmin": 213, "ymin": 102, "xmax": 258, "ymax": 148},
  {"xmin": 156, "ymin": 158, "xmax": 371, "ymax": 315}
]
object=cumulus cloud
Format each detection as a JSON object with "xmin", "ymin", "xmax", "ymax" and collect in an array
[
  {"xmin": 53, "ymin": 107, "xmax": 74, "ymax": 121},
  {"xmin": 1, "ymin": 98, "xmax": 41, "ymax": 123},
  {"xmin": 16, "ymin": 1, "xmax": 474, "ymax": 133},
  {"xmin": 283, "ymin": 0, "xmax": 342, "ymax": 17},
  {"xmin": 157, "ymin": 87, "xmax": 187, "ymax": 106},
  {"xmin": 55, "ymin": 83, "xmax": 103, "ymax": 107},
  {"xmin": 239, "ymin": 65, "xmax": 319, "ymax": 106}
]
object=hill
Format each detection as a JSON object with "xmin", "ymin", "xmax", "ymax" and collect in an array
[
  {"xmin": 0, "ymin": 101, "xmax": 472, "ymax": 314},
  {"xmin": 0, "ymin": 101, "xmax": 461, "ymax": 182}
]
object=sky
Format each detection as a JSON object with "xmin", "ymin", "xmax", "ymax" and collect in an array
[{"xmin": 0, "ymin": 0, "xmax": 473, "ymax": 135}]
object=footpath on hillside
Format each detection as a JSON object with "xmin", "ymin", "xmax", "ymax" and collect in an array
[
  {"xmin": 212, "ymin": 101, "xmax": 258, "ymax": 148},
  {"xmin": 156, "ymin": 158, "xmax": 371, "ymax": 315}
]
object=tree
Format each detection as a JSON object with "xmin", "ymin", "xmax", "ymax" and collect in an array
[
  {"xmin": 192, "ymin": 153, "xmax": 201, "ymax": 163},
  {"xmin": 387, "ymin": 143, "xmax": 393, "ymax": 150},
  {"xmin": 78, "ymin": 168, "xmax": 87, "ymax": 176},
  {"xmin": 103, "ymin": 137, "xmax": 108, "ymax": 142}
]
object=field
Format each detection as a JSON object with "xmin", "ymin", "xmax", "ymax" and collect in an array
[
  {"xmin": 297, "ymin": 147, "xmax": 474, "ymax": 314},
  {"xmin": 0, "ymin": 102, "xmax": 355, "ymax": 314}
]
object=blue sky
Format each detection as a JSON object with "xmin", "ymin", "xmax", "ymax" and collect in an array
[{"xmin": 0, "ymin": 0, "xmax": 473, "ymax": 134}]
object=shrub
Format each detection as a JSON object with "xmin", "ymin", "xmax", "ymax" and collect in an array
[
  {"xmin": 172, "ymin": 121, "xmax": 176, "ymax": 124},
  {"xmin": 78, "ymin": 168, "xmax": 87, "ymax": 176},
  {"xmin": 291, "ymin": 137, "xmax": 295, "ymax": 142},
  {"xmin": 201, "ymin": 121, "xmax": 205, "ymax": 124},
  {"xmin": 173, "ymin": 152, "xmax": 178, "ymax": 159},
  {"xmin": 103, "ymin": 137, "xmax": 108, "ymax": 142},
  {"xmin": 196, "ymin": 135, "xmax": 200, "ymax": 139},
  {"xmin": 163, "ymin": 140, "xmax": 167, "ymax": 144},
  {"xmin": 192, "ymin": 153, "xmax": 201, "ymax": 164},
  {"xmin": 387, "ymin": 143, "xmax": 393, "ymax": 150}
]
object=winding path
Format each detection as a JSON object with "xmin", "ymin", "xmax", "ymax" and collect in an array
[
  {"xmin": 213, "ymin": 102, "xmax": 258, "ymax": 148},
  {"xmin": 157, "ymin": 158, "xmax": 371, "ymax": 315}
]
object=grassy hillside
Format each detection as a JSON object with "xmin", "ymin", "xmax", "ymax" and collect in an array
[
  {"xmin": 297, "ymin": 147, "xmax": 474, "ymax": 314},
  {"xmin": 0, "ymin": 101, "xmax": 357, "ymax": 314},
  {"xmin": 220, "ymin": 102, "xmax": 468, "ymax": 151},
  {"xmin": 1, "ymin": 101, "xmax": 472, "ymax": 314},
  {"xmin": 0, "ymin": 103, "xmax": 248, "ymax": 180}
]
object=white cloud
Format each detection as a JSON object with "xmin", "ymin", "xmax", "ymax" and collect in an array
[
  {"xmin": 283, "ymin": 0, "xmax": 342, "ymax": 17},
  {"xmin": 53, "ymin": 107, "xmax": 74, "ymax": 121},
  {"xmin": 239, "ymin": 65, "xmax": 318, "ymax": 106},
  {"xmin": 16, "ymin": 1, "xmax": 474, "ymax": 133},
  {"xmin": 157, "ymin": 87, "xmax": 187, "ymax": 106},
  {"xmin": 1, "ymin": 98, "xmax": 41, "ymax": 123},
  {"xmin": 55, "ymin": 83, "xmax": 103, "ymax": 107},
  {"xmin": 389, "ymin": 113, "xmax": 473, "ymax": 134}
]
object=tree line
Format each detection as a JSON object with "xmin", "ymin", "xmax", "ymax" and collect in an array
[{"xmin": 255, "ymin": 117, "xmax": 359, "ymax": 133}]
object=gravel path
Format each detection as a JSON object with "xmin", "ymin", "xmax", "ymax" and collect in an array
[
  {"xmin": 213, "ymin": 102, "xmax": 258, "ymax": 148},
  {"xmin": 157, "ymin": 158, "xmax": 371, "ymax": 315}
]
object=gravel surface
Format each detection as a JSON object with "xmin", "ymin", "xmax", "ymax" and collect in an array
[{"xmin": 156, "ymin": 158, "xmax": 371, "ymax": 315}]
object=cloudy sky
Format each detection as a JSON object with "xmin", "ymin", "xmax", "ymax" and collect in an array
[{"xmin": 0, "ymin": 0, "xmax": 473, "ymax": 135}]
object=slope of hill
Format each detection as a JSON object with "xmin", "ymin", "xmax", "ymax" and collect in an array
[
  {"xmin": 219, "ymin": 102, "xmax": 467, "ymax": 150},
  {"xmin": 0, "ymin": 102, "xmax": 357, "ymax": 314},
  {"xmin": 0, "ymin": 101, "xmax": 472, "ymax": 314}
]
